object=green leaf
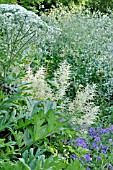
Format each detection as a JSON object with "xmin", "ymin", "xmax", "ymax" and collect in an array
[
  {"xmin": 11, "ymin": 130, "xmax": 24, "ymax": 148},
  {"xmin": 43, "ymin": 100, "xmax": 53, "ymax": 114},
  {"xmin": 66, "ymin": 160, "xmax": 85, "ymax": 170},
  {"xmin": 16, "ymin": 161, "xmax": 31, "ymax": 170},
  {"xmin": 25, "ymin": 97, "xmax": 41, "ymax": 116},
  {"xmin": 29, "ymin": 111, "xmax": 47, "ymax": 141},
  {"xmin": 36, "ymin": 156, "xmax": 66, "ymax": 170},
  {"xmin": 0, "ymin": 139, "xmax": 5, "ymax": 147},
  {"xmin": 14, "ymin": 118, "xmax": 32, "ymax": 130}
]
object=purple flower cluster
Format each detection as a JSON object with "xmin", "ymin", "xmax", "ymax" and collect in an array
[
  {"xmin": 74, "ymin": 137, "xmax": 89, "ymax": 149},
  {"xmin": 88, "ymin": 125, "xmax": 113, "ymax": 139},
  {"xmin": 62, "ymin": 125, "xmax": 113, "ymax": 170},
  {"xmin": 70, "ymin": 125, "xmax": 113, "ymax": 168},
  {"xmin": 107, "ymin": 164, "xmax": 113, "ymax": 170},
  {"xmin": 74, "ymin": 125, "xmax": 113, "ymax": 154},
  {"xmin": 71, "ymin": 154, "xmax": 78, "ymax": 159},
  {"xmin": 87, "ymin": 125, "xmax": 113, "ymax": 153}
]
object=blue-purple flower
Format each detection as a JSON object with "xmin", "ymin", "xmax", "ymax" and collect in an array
[
  {"xmin": 101, "ymin": 145, "xmax": 108, "ymax": 154},
  {"xmin": 72, "ymin": 154, "xmax": 78, "ymax": 159},
  {"xmin": 91, "ymin": 142, "xmax": 99, "ymax": 150},
  {"xmin": 75, "ymin": 137, "xmax": 88, "ymax": 149},
  {"xmin": 109, "ymin": 139, "xmax": 112, "ymax": 143},
  {"xmin": 97, "ymin": 155, "xmax": 102, "ymax": 161},
  {"xmin": 69, "ymin": 125, "xmax": 113, "ymax": 168},
  {"xmin": 94, "ymin": 136, "xmax": 101, "ymax": 142},
  {"xmin": 107, "ymin": 163, "xmax": 113, "ymax": 170},
  {"xmin": 84, "ymin": 153, "xmax": 92, "ymax": 161}
]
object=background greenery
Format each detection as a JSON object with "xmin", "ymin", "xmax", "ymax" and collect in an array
[
  {"xmin": 0, "ymin": 1, "xmax": 113, "ymax": 170},
  {"xmin": 1, "ymin": 0, "xmax": 113, "ymax": 13}
]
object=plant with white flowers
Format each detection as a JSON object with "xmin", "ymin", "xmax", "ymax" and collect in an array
[
  {"xmin": 51, "ymin": 60, "xmax": 71, "ymax": 101},
  {"xmin": 24, "ymin": 60, "xmax": 100, "ymax": 126},
  {"xmin": 24, "ymin": 60, "xmax": 70, "ymax": 102},
  {"xmin": 24, "ymin": 64, "xmax": 53, "ymax": 100},
  {"xmin": 0, "ymin": 4, "xmax": 61, "ymax": 79},
  {"xmin": 69, "ymin": 84, "xmax": 100, "ymax": 126}
]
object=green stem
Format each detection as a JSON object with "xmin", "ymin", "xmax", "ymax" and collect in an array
[{"xmin": 13, "ymin": 32, "xmax": 36, "ymax": 58}]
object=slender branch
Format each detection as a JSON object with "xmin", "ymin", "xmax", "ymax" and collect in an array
[
  {"xmin": 15, "ymin": 32, "xmax": 36, "ymax": 56},
  {"xmin": 16, "ymin": 25, "xmax": 34, "ymax": 42},
  {"xmin": 6, "ymin": 26, "xmax": 10, "ymax": 61},
  {"xmin": 9, "ymin": 32, "xmax": 36, "ymax": 63},
  {"xmin": 10, "ymin": 21, "xmax": 25, "ymax": 60},
  {"xmin": 10, "ymin": 29, "xmax": 36, "ymax": 60},
  {"xmin": 4, "ymin": 26, "xmax": 10, "ymax": 78},
  {"xmin": 10, "ymin": 22, "xmax": 32, "ymax": 58}
]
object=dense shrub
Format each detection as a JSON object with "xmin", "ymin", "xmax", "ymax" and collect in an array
[
  {"xmin": 84, "ymin": 0, "xmax": 113, "ymax": 13},
  {"xmin": 1, "ymin": 0, "xmax": 113, "ymax": 14},
  {"xmin": 16, "ymin": 0, "xmax": 113, "ymax": 14}
]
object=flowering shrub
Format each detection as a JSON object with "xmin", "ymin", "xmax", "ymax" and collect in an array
[
  {"xmin": 0, "ymin": 5, "xmax": 42, "ymax": 77},
  {"xmin": 0, "ymin": 4, "xmax": 61, "ymax": 79}
]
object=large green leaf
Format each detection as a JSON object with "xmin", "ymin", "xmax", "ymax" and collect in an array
[
  {"xmin": 36, "ymin": 156, "xmax": 67, "ymax": 170},
  {"xmin": 66, "ymin": 160, "xmax": 85, "ymax": 170},
  {"xmin": 29, "ymin": 109, "xmax": 66, "ymax": 141},
  {"xmin": 29, "ymin": 110, "xmax": 48, "ymax": 141}
]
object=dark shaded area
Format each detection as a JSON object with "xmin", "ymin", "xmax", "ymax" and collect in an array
[{"xmin": 1, "ymin": 0, "xmax": 113, "ymax": 14}]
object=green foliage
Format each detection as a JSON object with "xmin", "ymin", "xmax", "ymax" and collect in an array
[
  {"xmin": 1, "ymin": 161, "xmax": 31, "ymax": 170},
  {"xmin": 67, "ymin": 160, "xmax": 85, "ymax": 170},
  {"xmin": 0, "ymin": 154, "xmax": 84, "ymax": 170},
  {"xmin": 35, "ymin": 155, "xmax": 67, "ymax": 170},
  {"xmin": 0, "ymin": 155, "xmax": 85, "ymax": 170},
  {"xmin": 84, "ymin": 0, "xmax": 113, "ymax": 13},
  {"xmin": 16, "ymin": 0, "xmax": 71, "ymax": 12},
  {"xmin": 28, "ymin": 103, "xmax": 66, "ymax": 141},
  {"xmin": 3, "ymin": 0, "xmax": 113, "ymax": 14},
  {"xmin": 40, "ymin": 7, "xmax": 113, "ymax": 113},
  {"xmin": 0, "ymin": 92, "xmax": 70, "ymax": 168},
  {"xmin": 0, "ymin": 0, "xmax": 17, "ymax": 4},
  {"xmin": 17, "ymin": 0, "xmax": 44, "ymax": 13}
]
